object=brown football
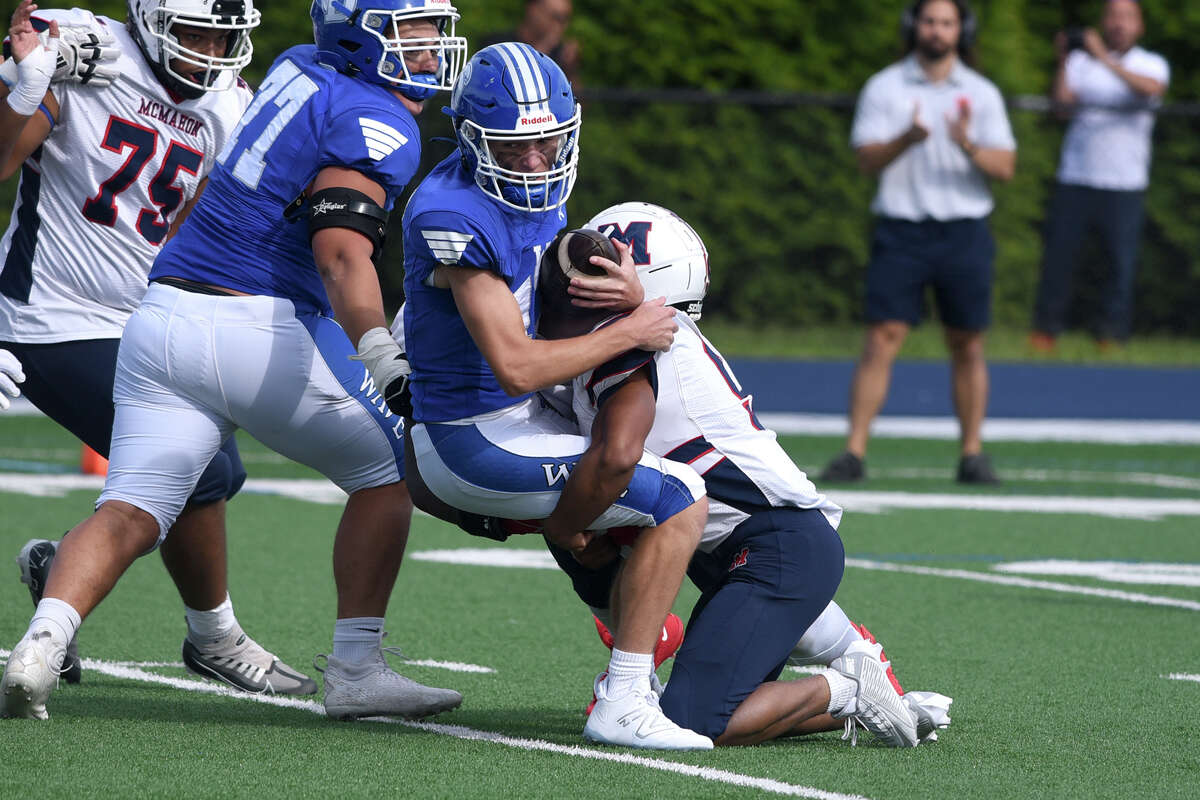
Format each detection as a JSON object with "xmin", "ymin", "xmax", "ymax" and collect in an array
[{"xmin": 556, "ymin": 228, "xmax": 618, "ymax": 279}]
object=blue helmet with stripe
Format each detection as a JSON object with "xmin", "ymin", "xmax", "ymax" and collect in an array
[
  {"xmin": 447, "ymin": 43, "xmax": 581, "ymax": 212},
  {"xmin": 310, "ymin": 0, "xmax": 467, "ymax": 101}
]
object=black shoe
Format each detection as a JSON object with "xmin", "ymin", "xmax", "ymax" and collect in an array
[
  {"xmin": 16, "ymin": 539, "xmax": 82, "ymax": 684},
  {"xmin": 957, "ymin": 453, "xmax": 1000, "ymax": 485},
  {"xmin": 819, "ymin": 451, "xmax": 865, "ymax": 482}
]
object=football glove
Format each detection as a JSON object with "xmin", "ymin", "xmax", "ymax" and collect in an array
[
  {"xmin": 0, "ymin": 348, "xmax": 26, "ymax": 410},
  {"xmin": 352, "ymin": 327, "xmax": 412, "ymax": 418},
  {"xmin": 50, "ymin": 23, "xmax": 120, "ymax": 87}
]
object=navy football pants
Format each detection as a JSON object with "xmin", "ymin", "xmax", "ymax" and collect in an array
[{"xmin": 549, "ymin": 507, "xmax": 844, "ymax": 740}]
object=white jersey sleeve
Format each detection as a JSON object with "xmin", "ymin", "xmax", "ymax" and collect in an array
[
  {"xmin": 0, "ymin": 13, "xmax": 253, "ymax": 344},
  {"xmin": 573, "ymin": 313, "xmax": 842, "ymax": 552}
]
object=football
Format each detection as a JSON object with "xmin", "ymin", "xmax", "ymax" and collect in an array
[{"xmin": 553, "ymin": 228, "xmax": 619, "ymax": 280}]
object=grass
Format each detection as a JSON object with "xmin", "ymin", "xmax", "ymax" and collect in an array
[
  {"xmin": 1, "ymin": 416, "xmax": 1197, "ymax": 799},
  {"xmin": 697, "ymin": 319, "xmax": 1200, "ymax": 366}
]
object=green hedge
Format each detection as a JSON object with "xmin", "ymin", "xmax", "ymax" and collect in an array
[{"xmin": 9, "ymin": 0, "xmax": 1198, "ymax": 335}]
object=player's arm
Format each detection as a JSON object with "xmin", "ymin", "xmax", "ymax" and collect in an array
[
  {"xmin": 309, "ymin": 166, "xmax": 390, "ymax": 345},
  {"xmin": 166, "ymin": 177, "xmax": 207, "ymax": 241},
  {"xmin": 542, "ymin": 366, "xmax": 657, "ymax": 553},
  {"xmin": 444, "ymin": 266, "xmax": 676, "ymax": 396},
  {"xmin": 0, "ymin": 1, "xmax": 58, "ymax": 179},
  {"xmin": 0, "ymin": 88, "xmax": 55, "ymax": 179},
  {"xmin": 309, "ymin": 166, "xmax": 411, "ymax": 413}
]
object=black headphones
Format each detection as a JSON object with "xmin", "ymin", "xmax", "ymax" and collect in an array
[{"xmin": 901, "ymin": 0, "xmax": 977, "ymax": 53}]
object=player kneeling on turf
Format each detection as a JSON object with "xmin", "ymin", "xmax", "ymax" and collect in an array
[{"xmin": 535, "ymin": 203, "xmax": 954, "ymax": 747}]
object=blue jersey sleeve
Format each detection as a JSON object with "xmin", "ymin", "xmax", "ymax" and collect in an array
[
  {"xmin": 319, "ymin": 102, "xmax": 421, "ymax": 208},
  {"xmin": 407, "ymin": 207, "xmax": 504, "ymax": 277}
]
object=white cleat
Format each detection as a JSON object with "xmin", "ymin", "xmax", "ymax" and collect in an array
[
  {"xmin": 827, "ymin": 640, "xmax": 919, "ymax": 747},
  {"xmin": 583, "ymin": 673, "xmax": 713, "ymax": 751},
  {"xmin": 317, "ymin": 649, "xmax": 462, "ymax": 720},
  {"xmin": 1, "ymin": 631, "xmax": 65, "ymax": 720},
  {"xmin": 904, "ymin": 690, "xmax": 953, "ymax": 743}
]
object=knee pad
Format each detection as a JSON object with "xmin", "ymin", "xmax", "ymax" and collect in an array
[{"xmin": 788, "ymin": 601, "xmax": 861, "ymax": 667}]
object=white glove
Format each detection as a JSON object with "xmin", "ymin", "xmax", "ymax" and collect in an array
[
  {"xmin": 49, "ymin": 23, "xmax": 120, "ymax": 87},
  {"xmin": 903, "ymin": 690, "xmax": 953, "ymax": 743},
  {"xmin": 0, "ymin": 348, "xmax": 26, "ymax": 410},
  {"xmin": 351, "ymin": 327, "xmax": 412, "ymax": 417},
  {"xmin": 5, "ymin": 31, "xmax": 57, "ymax": 115}
]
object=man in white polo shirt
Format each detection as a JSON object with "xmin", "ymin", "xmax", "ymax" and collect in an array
[
  {"xmin": 1031, "ymin": 0, "xmax": 1167, "ymax": 351},
  {"xmin": 820, "ymin": 0, "xmax": 1015, "ymax": 486}
]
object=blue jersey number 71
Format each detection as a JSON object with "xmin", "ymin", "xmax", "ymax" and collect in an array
[{"xmin": 217, "ymin": 60, "xmax": 320, "ymax": 191}]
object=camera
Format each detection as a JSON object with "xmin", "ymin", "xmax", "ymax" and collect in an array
[{"xmin": 1064, "ymin": 26, "xmax": 1087, "ymax": 52}]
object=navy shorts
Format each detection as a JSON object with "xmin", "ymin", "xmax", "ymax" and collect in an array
[
  {"xmin": 549, "ymin": 507, "xmax": 845, "ymax": 741},
  {"xmin": 865, "ymin": 216, "xmax": 995, "ymax": 331},
  {"xmin": 1, "ymin": 338, "xmax": 246, "ymax": 506},
  {"xmin": 659, "ymin": 508, "xmax": 844, "ymax": 740}
]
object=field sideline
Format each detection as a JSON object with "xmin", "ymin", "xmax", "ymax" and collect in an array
[{"xmin": 1, "ymin": 415, "xmax": 1197, "ymax": 799}]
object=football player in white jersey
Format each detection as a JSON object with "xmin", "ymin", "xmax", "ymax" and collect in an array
[
  {"xmin": 536, "ymin": 203, "xmax": 953, "ymax": 747},
  {"xmin": 0, "ymin": 1, "xmax": 317, "ymax": 696}
]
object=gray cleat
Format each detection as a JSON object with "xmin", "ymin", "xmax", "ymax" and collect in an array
[{"xmin": 317, "ymin": 647, "xmax": 462, "ymax": 720}]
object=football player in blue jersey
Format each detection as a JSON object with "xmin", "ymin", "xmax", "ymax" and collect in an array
[
  {"xmin": 535, "ymin": 203, "xmax": 952, "ymax": 749},
  {"xmin": 0, "ymin": 0, "xmax": 320, "ymax": 696},
  {"xmin": 1, "ymin": 0, "xmax": 468, "ymax": 722},
  {"xmin": 386, "ymin": 43, "xmax": 712, "ymax": 751}
]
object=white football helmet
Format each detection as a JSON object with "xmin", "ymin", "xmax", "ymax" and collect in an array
[
  {"xmin": 127, "ymin": 0, "xmax": 260, "ymax": 98},
  {"xmin": 585, "ymin": 202, "xmax": 710, "ymax": 320}
]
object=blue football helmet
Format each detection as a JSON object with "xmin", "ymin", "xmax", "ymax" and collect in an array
[
  {"xmin": 310, "ymin": 0, "xmax": 467, "ymax": 101},
  {"xmin": 448, "ymin": 43, "xmax": 581, "ymax": 212}
]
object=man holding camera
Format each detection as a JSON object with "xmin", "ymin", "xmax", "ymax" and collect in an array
[
  {"xmin": 820, "ymin": 0, "xmax": 1014, "ymax": 485},
  {"xmin": 1031, "ymin": 0, "xmax": 1168, "ymax": 350}
]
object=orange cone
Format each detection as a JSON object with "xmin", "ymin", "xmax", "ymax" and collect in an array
[{"xmin": 80, "ymin": 444, "xmax": 109, "ymax": 476}]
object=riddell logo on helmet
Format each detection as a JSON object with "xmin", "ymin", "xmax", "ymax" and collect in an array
[{"xmin": 518, "ymin": 114, "xmax": 556, "ymax": 127}]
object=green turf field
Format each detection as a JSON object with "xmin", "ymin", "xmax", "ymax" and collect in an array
[{"xmin": 1, "ymin": 415, "xmax": 1197, "ymax": 799}]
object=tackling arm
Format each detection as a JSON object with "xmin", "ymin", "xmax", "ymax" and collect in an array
[
  {"xmin": 445, "ymin": 266, "xmax": 677, "ymax": 396},
  {"xmin": 541, "ymin": 367, "xmax": 657, "ymax": 554}
]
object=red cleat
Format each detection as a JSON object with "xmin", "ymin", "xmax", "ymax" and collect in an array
[
  {"xmin": 587, "ymin": 613, "xmax": 684, "ymax": 713},
  {"xmin": 592, "ymin": 615, "xmax": 615, "ymax": 650},
  {"xmin": 850, "ymin": 622, "xmax": 904, "ymax": 695},
  {"xmin": 656, "ymin": 612, "xmax": 684, "ymax": 670}
]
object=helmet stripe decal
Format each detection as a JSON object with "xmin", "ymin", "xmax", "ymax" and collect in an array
[{"xmin": 493, "ymin": 43, "xmax": 548, "ymax": 115}]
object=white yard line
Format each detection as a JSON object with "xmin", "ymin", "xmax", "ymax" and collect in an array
[
  {"xmin": 865, "ymin": 467, "xmax": 1200, "ymax": 492},
  {"xmin": 845, "ymin": 558, "xmax": 1200, "ymax": 612},
  {"xmin": 1164, "ymin": 673, "xmax": 1200, "ymax": 683},
  {"xmin": 759, "ymin": 413, "xmax": 1200, "ymax": 444},
  {"xmin": 411, "ymin": 550, "xmax": 1200, "ymax": 611},
  {"xmin": 825, "ymin": 491, "xmax": 1200, "ymax": 521},
  {"xmin": 6, "ymin": 473, "xmax": 1200, "ymax": 521},
  {"xmin": 0, "ymin": 650, "xmax": 869, "ymax": 800},
  {"xmin": 9, "ymin": 396, "xmax": 1199, "ymax": 443}
]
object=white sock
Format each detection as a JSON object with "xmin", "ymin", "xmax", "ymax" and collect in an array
[
  {"xmin": 789, "ymin": 601, "xmax": 862, "ymax": 666},
  {"xmin": 604, "ymin": 648, "xmax": 653, "ymax": 698},
  {"xmin": 333, "ymin": 617, "xmax": 384, "ymax": 663},
  {"xmin": 823, "ymin": 669, "xmax": 857, "ymax": 716},
  {"xmin": 184, "ymin": 593, "xmax": 237, "ymax": 646},
  {"xmin": 30, "ymin": 597, "xmax": 82, "ymax": 662}
]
